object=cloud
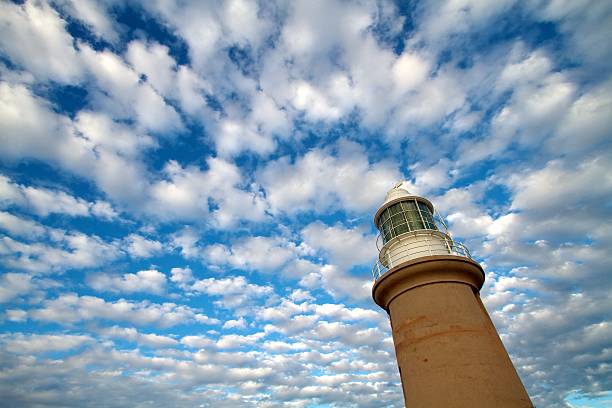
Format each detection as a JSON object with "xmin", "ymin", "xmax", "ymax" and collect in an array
[
  {"xmin": 0, "ymin": 82, "xmax": 151, "ymax": 206},
  {"xmin": 55, "ymin": 0, "xmax": 119, "ymax": 42},
  {"xmin": 87, "ymin": 270, "xmax": 167, "ymax": 294},
  {"xmin": 301, "ymin": 222, "xmax": 376, "ymax": 269},
  {"xmin": 416, "ymin": 0, "xmax": 517, "ymax": 46},
  {"xmin": 508, "ymin": 156, "xmax": 612, "ymax": 216},
  {"xmin": 204, "ymin": 236, "xmax": 297, "ymax": 272},
  {"xmin": 125, "ymin": 40, "xmax": 210, "ymax": 116},
  {"xmin": 459, "ymin": 49, "xmax": 576, "ymax": 165},
  {"xmin": 0, "ymin": 82, "xmax": 86, "ymax": 164},
  {"xmin": 80, "ymin": 44, "xmax": 183, "ymax": 134},
  {"xmin": 312, "ymin": 304, "xmax": 379, "ymax": 322},
  {"xmin": 0, "ymin": 211, "xmax": 46, "ymax": 239},
  {"xmin": 169, "ymin": 267, "xmax": 194, "ymax": 290},
  {"xmin": 190, "ymin": 275, "xmax": 274, "ymax": 314},
  {"xmin": 0, "ymin": 223, "xmax": 121, "ymax": 273},
  {"xmin": 259, "ymin": 139, "xmax": 401, "ymax": 214},
  {"xmin": 2, "ymin": 333, "xmax": 92, "ymax": 354},
  {"xmin": 298, "ymin": 263, "xmax": 371, "ymax": 302},
  {"xmin": 5, "ymin": 309, "xmax": 28, "ymax": 322},
  {"xmin": 528, "ymin": 0, "xmax": 612, "ymax": 72},
  {"xmin": 0, "ymin": 174, "xmax": 118, "ymax": 219},
  {"xmin": 99, "ymin": 326, "xmax": 179, "ymax": 348},
  {"xmin": 0, "ymin": 273, "xmax": 33, "ymax": 303},
  {"xmin": 124, "ymin": 234, "xmax": 163, "ymax": 258},
  {"xmin": 222, "ymin": 317, "xmax": 247, "ymax": 330},
  {"xmin": 0, "ymin": 1, "xmax": 610, "ymax": 407},
  {"xmin": 170, "ymin": 229, "xmax": 202, "ymax": 259},
  {"xmin": 317, "ymin": 264, "xmax": 371, "ymax": 301},
  {"xmin": 0, "ymin": 0, "xmax": 83, "ymax": 83},
  {"xmin": 30, "ymin": 293, "xmax": 217, "ymax": 328},
  {"xmin": 548, "ymin": 79, "xmax": 612, "ymax": 156},
  {"xmin": 147, "ymin": 158, "xmax": 269, "ymax": 226}
]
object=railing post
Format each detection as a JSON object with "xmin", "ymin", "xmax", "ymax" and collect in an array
[{"xmin": 444, "ymin": 234, "xmax": 452, "ymax": 254}]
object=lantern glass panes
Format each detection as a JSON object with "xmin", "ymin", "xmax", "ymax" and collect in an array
[
  {"xmin": 379, "ymin": 198, "xmax": 440, "ymax": 244},
  {"xmin": 403, "ymin": 201, "xmax": 423, "ymax": 230},
  {"xmin": 418, "ymin": 201, "xmax": 436, "ymax": 229}
]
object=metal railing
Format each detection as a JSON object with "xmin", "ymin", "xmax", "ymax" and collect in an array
[{"xmin": 371, "ymin": 230, "xmax": 472, "ymax": 281}]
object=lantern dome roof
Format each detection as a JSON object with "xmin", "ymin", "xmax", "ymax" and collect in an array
[{"xmin": 381, "ymin": 181, "xmax": 412, "ymax": 207}]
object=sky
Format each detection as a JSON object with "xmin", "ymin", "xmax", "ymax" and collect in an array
[{"xmin": 0, "ymin": 0, "xmax": 610, "ymax": 407}]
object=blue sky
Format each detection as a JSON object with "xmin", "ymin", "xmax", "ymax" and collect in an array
[{"xmin": 0, "ymin": 1, "xmax": 610, "ymax": 407}]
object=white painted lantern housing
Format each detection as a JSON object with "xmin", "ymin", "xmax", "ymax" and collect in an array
[{"xmin": 372, "ymin": 183, "xmax": 471, "ymax": 279}]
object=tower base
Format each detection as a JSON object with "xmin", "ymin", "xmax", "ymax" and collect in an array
[{"xmin": 373, "ymin": 256, "xmax": 533, "ymax": 408}]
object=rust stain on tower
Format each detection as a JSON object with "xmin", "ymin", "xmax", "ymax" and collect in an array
[{"xmin": 371, "ymin": 182, "xmax": 534, "ymax": 407}]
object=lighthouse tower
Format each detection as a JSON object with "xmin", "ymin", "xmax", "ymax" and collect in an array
[{"xmin": 372, "ymin": 182, "xmax": 533, "ymax": 407}]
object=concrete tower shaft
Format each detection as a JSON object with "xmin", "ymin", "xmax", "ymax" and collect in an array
[{"xmin": 372, "ymin": 183, "xmax": 533, "ymax": 407}]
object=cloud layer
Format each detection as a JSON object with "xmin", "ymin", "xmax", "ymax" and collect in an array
[{"xmin": 0, "ymin": 1, "xmax": 611, "ymax": 407}]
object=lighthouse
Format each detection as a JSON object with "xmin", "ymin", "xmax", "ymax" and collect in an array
[{"xmin": 372, "ymin": 182, "xmax": 533, "ymax": 407}]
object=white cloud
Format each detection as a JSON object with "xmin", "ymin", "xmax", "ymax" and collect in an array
[
  {"xmin": 147, "ymin": 158, "xmax": 269, "ymax": 227},
  {"xmin": 0, "ymin": 2, "xmax": 609, "ymax": 407},
  {"xmin": 417, "ymin": 0, "xmax": 517, "ymax": 45},
  {"xmin": 0, "ymin": 227, "xmax": 121, "ymax": 273},
  {"xmin": 170, "ymin": 229, "xmax": 202, "ymax": 259},
  {"xmin": 204, "ymin": 236, "xmax": 297, "ymax": 272},
  {"xmin": 257, "ymin": 299, "xmax": 310, "ymax": 322},
  {"xmin": 259, "ymin": 139, "xmax": 401, "ymax": 214},
  {"xmin": 222, "ymin": 0, "xmax": 271, "ymax": 47},
  {"xmin": 301, "ymin": 222, "xmax": 375, "ymax": 268},
  {"xmin": 125, "ymin": 40, "xmax": 210, "ymax": 116},
  {"xmin": 459, "ymin": 49, "xmax": 576, "ymax": 164},
  {"xmin": 80, "ymin": 45, "xmax": 183, "ymax": 134},
  {"xmin": 547, "ymin": 79, "xmax": 612, "ymax": 155},
  {"xmin": 309, "ymin": 321, "xmax": 380, "ymax": 347},
  {"xmin": 5, "ymin": 309, "xmax": 28, "ymax": 322},
  {"xmin": 289, "ymin": 289, "xmax": 314, "ymax": 303},
  {"xmin": 0, "ymin": 82, "xmax": 87, "ymax": 165},
  {"xmin": 180, "ymin": 334, "xmax": 215, "ymax": 349},
  {"xmin": 263, "ymin": 314, "xmax": 319, "ymax": 336},
  {"xmin": 508, "ymin": 156, "xmax": 612, "ymax": 214},
  {"xmin": 191, "ymin": 275, "xmax": 272, "ymax": 298},
  {"xmin": 216, "ymin": 332, "xmax": 266, "ymax": 349},
  {"xmin": 318, "ymin": 265, "xmax": 371, "ymax": 301},
  {"xmin": 0, "ymin": 273, "xmax": 33, "ymax": 303},
  {"xmin": 55, "ymin": 0, "xmax": 119, "ymax": 42},
  {"xmin": 0, "ymin": 175, "xmax": 25, "ymax": 206},
  {"xmin": 0, "ymin": 211, "xmax": 46, "ymax": 239},
  {"xmin": 0, "ymin": 0, "xmax": 83, "ymax": 83},
  {"xmin": 142, "ymin": 1, "xmax": 222, "ymax": 71},
  {"xmin": 392, "ymin": 51, "xmax": 431, "ymax": 93},
  {"xmin": 90, "ymin": 200, "xmax": 119, "ymax": 220},
  {"xmin": 0, "ymin": 174, "xmax": 118, "ymax": 219},
  {"xmin": 313, "ymin": 304, "xmax": 379, "ymax": 322},
  {"xmin": 126, "ymin": 41, "xmax": 177, "ymax": 96},
  {"xmin": 214, "ymin": 118, "xmax": 277, "ymax": 157},
  {"xmin": 223, "ymin": 317, "xmax": 247, "ymax": 330},
  {"xmin": 2, "ymin": 333, "xmax": 92, "ymax": 354},
  {"xmin": 22, "ymin": 186, "xmax": 89, "ymax": 217},
  {"xmin": 528, "ymin": 0, "xmax": 612, "ymax": 71},
  {"xmin": 0, "ymin": 82, "xmax": 151, "ymax": 207},
  {"xmin": 31, "ymin": 293, "xmax": 216, "ymax": 328},
  {"xmin": 100, "ymin": 326, "xmax": 178, "ymax": 348},
  {"xmin": 170, "ymin": 267, "xmax": 194, "ymax": 289},
  {"xmin": 87, "ymin": 270, "xmax": 167, "ymax": 294},
  {"xmin": 74, "ymin": 110, "xmax": 158, "ymax": 157},
  {"xmin": 124, "ymin": 234, "xmax": 163, "ymax": 258},
  {"xmin": 190, "ymin": 275, "xmax": 274, "ymax": 314}
]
